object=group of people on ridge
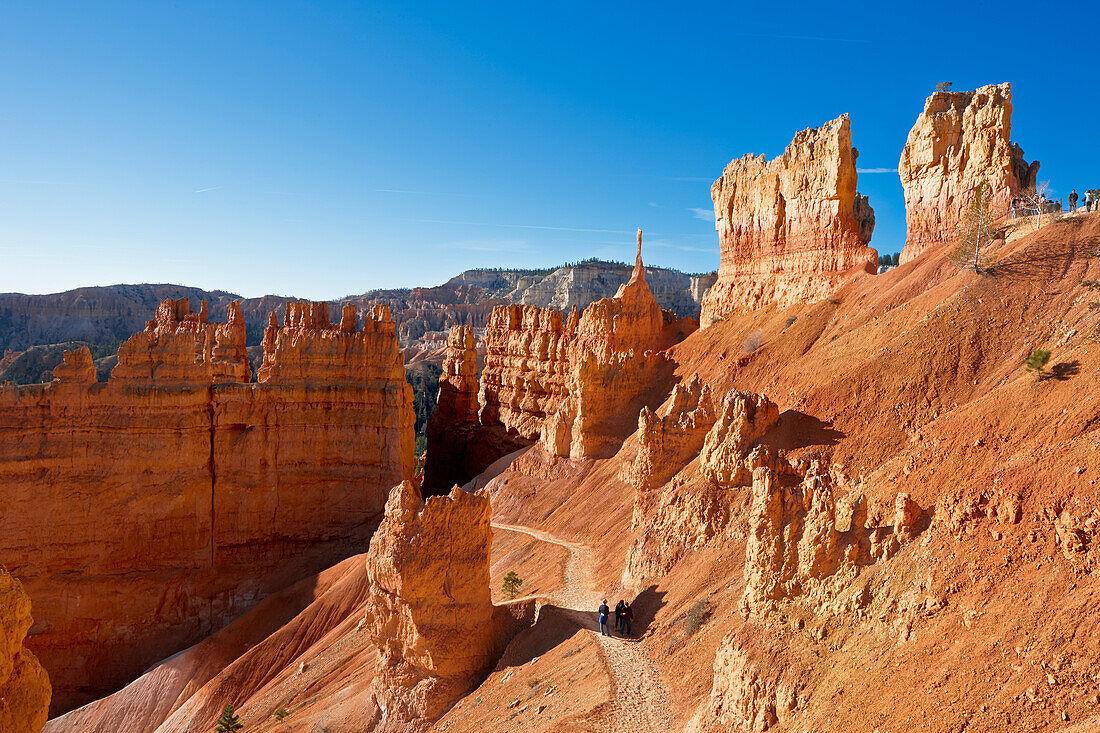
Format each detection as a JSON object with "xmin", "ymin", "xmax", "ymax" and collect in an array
[
  {"xmin": 1069, "ymin": 189, "xmax": 1098, "ymax": 213},
  {"xmin": 1009, "ymin": 188, "xmax": 1099, "ymax": 217},
  {"xmin": 597, "ymin": 598, "xmax": 633, "ymax": 637}
]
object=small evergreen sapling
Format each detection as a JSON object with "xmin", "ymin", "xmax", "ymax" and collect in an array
[
  {"xmin": 1025, "ymin": 349, "xmax": 1052, "ymax": 381},
  {"xmin": 950, "ymin": 181, "xmax": 999, "ymax": 273},
  {"xmin": 215, "ymin": 704, "xmax": 243, "ymax": 732},
  {"xmin": 502, "ymin": 570, "xmax": 523, "ymax": 599}
]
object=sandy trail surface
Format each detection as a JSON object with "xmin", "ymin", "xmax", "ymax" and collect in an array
[{"xmin": 492, "ymin": 522, "xmax": 673, "ymax": 731}]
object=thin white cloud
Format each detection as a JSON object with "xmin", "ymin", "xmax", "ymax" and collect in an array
[
  {"xmin": 648, "ymin": 201, "xmax": 659, "ymax": 208},
  {"xmin": 450, "ymin": 238, "xmax": 531, "ymax": 252},
  {"xmin": 193, "ymin": 186, "xmax": 222, "ymax": 194},
  {"xmin": 856, "ymin": 168, "xmax": 897, "ymax": 174},
  {"xmin": 647, "ymin": 240, "xmax": 716, "ymax": 253},
  {"xmin": 688, "ymin": 207, "xmax": 715, "ymax": 222},
  {"xmin": 411, "ymin": 218, "xmax": 631, "ymax": 234},
  {"xmin": 375, "ymin": 188, "xmax": 476, "ymax": 197}
]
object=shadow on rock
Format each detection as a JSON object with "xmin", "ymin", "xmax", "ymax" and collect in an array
[
  {"xmin": 493, "ymin": 604, "xmax": 588, "ymax": 669},
  {"xmin": 1050, "ymin": 360, "xmax": 1080, "ymax": 381},
  {"xmin": 765, "ymin": 410, "xmax": 846, "ymax": 451},
  {"xmin": 629, "ymin": 585, "xmax": 668, "ymax": 638}
]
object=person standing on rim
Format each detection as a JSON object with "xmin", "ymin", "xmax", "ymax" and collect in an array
[
  {"xmin": 598, "ymin": 599, "xmax": 611, "ymax": 636},
  {"xmin": 1069, "ymin": 189, "xmax": 1079, "ymax": 211}
]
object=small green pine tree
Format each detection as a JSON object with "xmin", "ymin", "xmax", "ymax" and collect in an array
[
  {"xmin": 502, "ymin": 570, "xmax": 523, "ymax": 599},
  {"xmin": 215, "ymin": 703, "xmax": 243, "ymax": 732},
  {"xmin": 274, "ymin": 706, "xmax": 290, "ymax": 721},
  {"xmin": 1025, "ymin": 349, "xmax": 1052, "ymax": 381},
  {"xmin": 950, "ymin": 181, "xmax": 998, "ymax": 273}
]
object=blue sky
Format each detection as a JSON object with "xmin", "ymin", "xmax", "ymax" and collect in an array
[{"xmin": 1, "ymin": 1, "xmax": 1097, "ymax": 299}]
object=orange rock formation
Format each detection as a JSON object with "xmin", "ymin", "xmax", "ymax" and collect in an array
[
  {"xmin": 625, "ymin": 387, "xmax": 781, "ymax": 585},
  {"xmin": 0, "ymin": 299, "xmax": 413, "ymax": 714},
  {"xmin": 360, "ymin": 481, "xmax": 502, "ymax": 731},
  {"xmin": 898, "ymin": 82, "xmax": 1039, "ymax": 264},
  {"xmin": 699, "ymin": 115, "xmax": 878, "ymax": 324},
  {"xmin": 45, "ymin": 480, "xmax": 533, "ymax": 733},
  {"xmin": 479, "ymin": 231, "xmax": 688, "ymax": 461},
  {"xmin": 0, "ymin": 569, "xmax": 50, "ymax": 733}
]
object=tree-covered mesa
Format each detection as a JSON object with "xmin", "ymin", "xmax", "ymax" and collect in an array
[{"xmin": 406, "ymin": 362, "xmax": 442, "ymax": 437}]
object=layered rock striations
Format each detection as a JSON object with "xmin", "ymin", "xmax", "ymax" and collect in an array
[
  {"xmin": 700, "ymin": 115, "xmax": 878, "ymax": 324},
  {"xmin": 899, "ymin": 82, "xmax": 1039, "ymax": 264},
  {"xmin": 0, "ymin": 299, "xmax": 413, "ymax": 713},
  {"xmin": 479, "ymin": 232, "xmax": 688, "ymax": 461},
  {"xmin": 0, "ymin": 569, "xmax": 51, "ymax": 733}
]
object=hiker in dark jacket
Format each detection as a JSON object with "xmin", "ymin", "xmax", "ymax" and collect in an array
[
  {"xmin": 598, "ymin": 600, "xmax": 611, "ymax": 636},
  {"xmin": 1070, "ymin": 189, "xmax": 1079, "ymax": 211},
  {"xmin": 614, "ymin": 600, "xmax": 625, "ymax": 630},
  {"xmin": 620, "ymin": 602, "xmax": 634, "ymax": 637}
]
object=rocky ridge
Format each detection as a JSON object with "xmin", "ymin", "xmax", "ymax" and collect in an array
[{"xmin": 479, "ymin": 232, "xmax": 690, "ymax": 465}]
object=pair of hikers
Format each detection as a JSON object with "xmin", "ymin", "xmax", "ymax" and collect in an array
[{"xmin": 597, "ymin": 599, "xmax": 633, "ymax": 637}]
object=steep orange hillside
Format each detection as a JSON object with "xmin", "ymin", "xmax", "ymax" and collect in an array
[{"xmin": 474, "ymin": 212, "xmax": 1100, "ymax": 732}]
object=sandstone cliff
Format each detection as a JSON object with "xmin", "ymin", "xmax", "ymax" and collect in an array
[
  {"xmin": 899, "ymin": 82, "xmax": 1039, "ymax": 264},
  {"xmin": 480, "ymin": 232, "xmax": 688, "ymax": 462},
  {"xmin": 0, "ymin": 569, "xmax": 50, "ymax": 733},
  {"xmin": 700, "ymin": 115, "xmax": 878, "ymax": 324},
  {"xmin": 0, "ymin": 299, "xmax": 413, "ymax": 713}
]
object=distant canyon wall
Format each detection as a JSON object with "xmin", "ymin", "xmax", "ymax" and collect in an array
[
  {"xmin": 0, "ymin": 298, "xmax": 413, "ymax": 714},
  {"xmin": 0, "ymin": 263, "xmax": 715, "ymax": 358}
]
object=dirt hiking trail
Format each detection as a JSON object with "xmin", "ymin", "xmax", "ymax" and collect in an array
[{"xmin": 492, "ymin": 522, "xmax": 673, "ymax": 731}]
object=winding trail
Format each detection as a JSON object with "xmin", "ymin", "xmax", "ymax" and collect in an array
[{"xmin": 492, "ymin": 522, "xmax": 673, "ymax": 731}]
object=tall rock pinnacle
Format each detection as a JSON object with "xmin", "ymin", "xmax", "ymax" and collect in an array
[{"xmin": 629, "ymin": 228, "xmax": 646, "ymax": 285}]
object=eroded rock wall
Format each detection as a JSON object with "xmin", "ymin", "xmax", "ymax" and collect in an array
[
  {"xmin": 0, "ymin": 299, "xmax": 413, "ymax": 714},
  {"xmin": 742, "ymin": 463, "xmax": 922, "ymax": 616},
  {"xmin": 625, "ymin": 387, "xmax": 779, "ymax": 585},
  {"xmin": 480, "ymin": 233, "xmax": 689, "ymax": 461},
  {"xmin": 899, "ymin": 82, "xmax": 1039, "ymax": 264},
  {"xmin": 700, "ymin": 115, "xmax": 878, "ymax": 324}
]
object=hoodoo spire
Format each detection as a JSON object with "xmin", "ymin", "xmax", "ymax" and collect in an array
[{"xmin": 629, "ymin": 227, "xmax": 646, "ymax": 285}]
